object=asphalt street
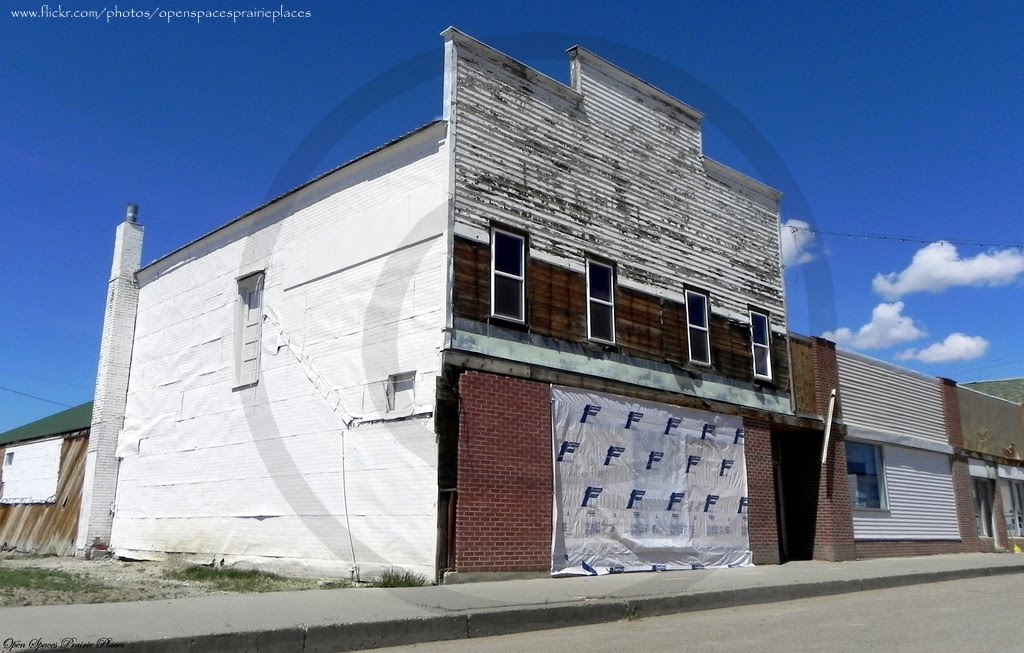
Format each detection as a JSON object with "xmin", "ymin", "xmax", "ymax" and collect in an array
[{"xmin": 377, "ymin": 573, "xmax": 1024, "ymax": 652}]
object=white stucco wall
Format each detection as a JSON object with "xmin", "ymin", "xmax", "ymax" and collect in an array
[{"xmin": 110, "ymin": 123, "xmax": 449, "ymax": 578}]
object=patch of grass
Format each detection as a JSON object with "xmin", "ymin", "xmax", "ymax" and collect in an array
[
  {"xmin": 371, "ymin": 567, "xmax": 429, "ymax": 588},
  {"xmin": 625, "ymin": 606, "xmax": 643, "ymax": 621},
  {"xmin": 0, "ymin": 567, "xmax": 105, "ymax": 593},
  {"xmin": 163, "ymin": 566, "xmax": 297, "ymax": 593}
]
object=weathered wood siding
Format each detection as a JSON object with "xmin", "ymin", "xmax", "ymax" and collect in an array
[
  {"xmin": 789, "ymin": 336, "xmax": 817, "ymax": 416},
  {"xmin": 0, "ymin": 432, "xmax": 87, "ymax": 556},
  {"xmin": 446, "ymin": 31, "xmax": 785, "ymax": 329},
  {"xmin": 453, "ymin": 236, "xmax": 789, "ymax": 390}
]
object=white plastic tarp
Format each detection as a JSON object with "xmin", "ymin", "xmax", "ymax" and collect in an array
[
  {"xmin": 1, "ymin": 437, "xmax": 62, "ymax": 504},
  {"xmin": 551, "ymin": 387, "xmax": 751, "ymax": 576}
]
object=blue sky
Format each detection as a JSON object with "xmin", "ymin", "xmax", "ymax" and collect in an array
[{"xmin": 1, "ymin": 1, "xmax": 1021, "ymax": 431}]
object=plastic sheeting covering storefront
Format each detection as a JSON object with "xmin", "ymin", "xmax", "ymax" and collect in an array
[{"xmin": 551, "ymin": 387, "xmax": 751, "ymax": 576}]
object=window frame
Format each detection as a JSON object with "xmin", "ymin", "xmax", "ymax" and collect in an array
[
  {"xmin": 585, "ymin": 259, "xmax": 616, "ymax": 345},
  {"xmin": 234, "ymin": 271, "xmax": 266, "ymax": 388},
  {"xmin": 1002, "ymin": 479, "xmax": 1024, "ymax": 538},
  {"xmin": 489, "ymin": 228, "xmax": 526, "ymax": 323},
  {"xmin": 684, "ymin": 289, "xmax": 711, "ymax": 366},
  {"xmin": 386, "ymin": 371, "xmax": 417, "ymax": 414},
  {"xmin": 973, "ymin": 477, "xmax": 996, "ymax": 538},
  {"xmin": 749, "ymin": 309, "xmax": 773, "ymax": 381},
  {"xmin": 846, "ymin": 441, "xmax": 889, "ymax": 511}
]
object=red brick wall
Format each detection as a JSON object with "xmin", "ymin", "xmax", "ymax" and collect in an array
[
  {"xmin": 950, "ymin": 456, "xmax": 981, "ymax": 551},
  {"xmin": 814, "ymin": 434, "xmax": 856, "ymax": 561},
  {"xmin": 455, "ymin": 372, "xmax": 552, "ymax": 572},
  {"xmin": 940, "ymin": 379, "xmax": 965, "ymax": 449},
  {"xmin": 808, "ymin": 338, "xmax": 856, "ymax": 561},
  {"xmin": 744, "ymin": 417, "xmax": 779, "ymax": 565},
  {"xmin": 854, "ymin": 540, "xmax": 967, "ymax": 558}
]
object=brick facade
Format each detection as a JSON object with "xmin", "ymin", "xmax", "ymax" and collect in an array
[
  {"xmin": 455, "ymin": 372, "xmax": 552, "ymax": 572},
  {"xmin": 744, "ymin": 417, "xmax": 779, "ymax": 565},
  {"xmin": 808, "ymin": 338, "xmax": 856, "ymax": 561}
]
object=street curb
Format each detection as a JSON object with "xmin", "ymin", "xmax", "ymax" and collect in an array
[{"xmin": 46, "ymin": 563, "xmax": 1024, "ymax": 652}]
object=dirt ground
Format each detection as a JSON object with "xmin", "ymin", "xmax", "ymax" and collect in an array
[{"xmin": 0, "ymin": 552, "xmax": 344, "ymax": 607}]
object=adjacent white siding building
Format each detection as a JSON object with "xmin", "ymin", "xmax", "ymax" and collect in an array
[{"xmin": 836, "ymin": 350, "xmax": 960, "ymax": 541}]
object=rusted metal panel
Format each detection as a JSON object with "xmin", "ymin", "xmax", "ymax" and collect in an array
[
  {"xmin": 958, "ymin": 386, "xmax": 1024, "ymax": 458},
  {"xmin": 0, "ymin": 432, "xmax": 87, "ymax": 556},
  {"xmin": 447, "ymin": 34, "xmax": 786, "ymax": 330}
]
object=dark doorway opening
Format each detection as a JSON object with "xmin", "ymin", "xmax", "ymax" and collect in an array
[{"xmin": 772, "ymin": 430, "xmax": 824, "ymax": 561}]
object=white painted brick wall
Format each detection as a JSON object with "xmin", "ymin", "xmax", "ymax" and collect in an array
[
  {"xmin": 77, "ymin": 220, "xmax": 144, "ymax": 552},
  {"xmin": 110, "ymin": 124, "xmax": 448, "ymax": 578}
]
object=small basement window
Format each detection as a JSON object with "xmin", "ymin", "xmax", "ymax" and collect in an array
[
  {"xmin": 586, "ymin": 260, "xmax": 615, "ymax": 344},
  {"xmin": 750, "ymin": 310, "xmax": 772, "ymax": 381},
  {"xmin": 491, "ymin": 229, "xmax": 526, "ymax": 322},
  {"xmin": 387, "ymin": 372, "xmax": 416, "ymax": 413},
  {"xmin": 685, "ymin": 290, "xmax": 711, "ymax": 366}
]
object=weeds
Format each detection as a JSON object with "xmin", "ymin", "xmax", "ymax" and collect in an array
[
  {"xmin": 371, "ymin": 567, "xmax": 428, "ymax": 588},
  {"xmin": 163, "ymin": 566, "xmax": 298, "ymax": 593}
]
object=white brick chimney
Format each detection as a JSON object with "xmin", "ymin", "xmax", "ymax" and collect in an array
[{"xmin": 76, "ymin": 204, "xmax": 143, "ymax": 556}]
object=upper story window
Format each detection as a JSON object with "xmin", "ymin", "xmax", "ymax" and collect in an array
[
  {"xmin": 490, "ymin": 229, "xmax": 525, "ymax": 322},
  {"xmin": 235, "ymin": 272, "xmax": 265, "ymax": 387},
  {"xmin": 750, "ymin": 310, "xmax": 772, "ymax": 381},
  {"xmin": 685, "ymin": 290, "xmax": 710, "ymax": 366},
  {"xmin": 586, "ymin": 260, "xmax": 615, "ymax": 344}
]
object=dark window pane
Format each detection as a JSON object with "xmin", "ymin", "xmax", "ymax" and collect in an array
[
  {"xmin": 590, "ymin": 301, "xmax": 614, "ymax": 342},
  {"xmin": 752, "ymin": 313, "xmax": 769, "ymax": 345},
  {"xmin": 494, "ymin": 232, "xmax": 523, "ymax": 276},
  {"xmin": 754, "ymin": 346, "xmax": 770, "ymax": 377},
  {"xmin": 689, "ymin": 328, "xmax": 710, "ymax": 364},
  {"xmin": 588, "ymin": 262, "xmax": 612, "ymax": 302},
  {"xmin": 687, "ymin": 293, "xmax": 707, "ymax": 328},
  {"xmin": 493, "ymin": 275, "xmax": 523, "ymax": 320}
]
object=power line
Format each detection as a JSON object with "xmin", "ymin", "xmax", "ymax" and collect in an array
[
  {"xmin": 784, "ymin": 224, "xmax": 1024, "ymax": 249},
  {"xmin": 0, "ymin": 385, "xmax": 74, "ymax": 408},
  {"xmin": 0, "ymin": 369, "xmax": 93, "ymax": 390}
]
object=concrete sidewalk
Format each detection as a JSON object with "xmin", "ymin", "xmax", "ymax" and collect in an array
[{"xmin": 2, "ymin": 553, "xmax": 1023, "ymax": 653}]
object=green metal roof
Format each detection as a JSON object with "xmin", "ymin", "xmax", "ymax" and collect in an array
[
  {"xmin": 0, "ymin": 401, "xmax": 92, "ymax": 447},
  {"xmin": 963, "ymin": 378, "xmax": 1024, "ymax": 404}
]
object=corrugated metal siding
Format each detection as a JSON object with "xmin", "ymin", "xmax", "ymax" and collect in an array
[
  {"xmin": 852, "ymin": 445, "xmax": 960, "ymax": 540},
  {"xmin": 449, "ymin": 38, "xmax": 786, "ymax": 329},
  {"xmin": 0, "ymin": 433, "xmax": 87, "ymax": 555},
  {"xmin": 837, "ymin": 351, "xmax": 947, "ymax": 444}
]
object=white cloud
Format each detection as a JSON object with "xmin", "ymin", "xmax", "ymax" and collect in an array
[
  {"xmin": 779, "ymin": 219, "xmax": 817, "ymax": 267},
  {"xmin": 873, "ymin": 241, "xmax": 1024, "ymax": 300},
  {"xmin": 823, "ymin": 302, "xmax": 926, "ymax": 350},
  {"xmin": 896, "ymin": 333, "xmax": 990, "ymax": 364}
]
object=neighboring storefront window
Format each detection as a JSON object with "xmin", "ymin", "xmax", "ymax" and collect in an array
[
  {"xmin": 973, "ymin": 477, "xmax": 996, "ymax": 537},
  {"xmin": 846, "ymin": 441, "xmax": 887, "ymax": 509},
  {"xmin": 1001, "ymin": 479, "xmax": 1024, "ymax": 538}
]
